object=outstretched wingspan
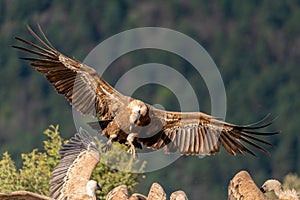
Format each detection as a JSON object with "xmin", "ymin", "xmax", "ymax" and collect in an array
[
  {"xmin": 14, "ymin": 25, "xmax": 278, "ymax": 158},
  {"xmin": 228, "ymin": 171, "xmax": 270, "ymax": 200}
]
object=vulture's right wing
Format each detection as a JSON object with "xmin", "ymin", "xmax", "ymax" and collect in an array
[{"xmin": 141, "ymin": 107, "xmax": 278, "ymax": 157}]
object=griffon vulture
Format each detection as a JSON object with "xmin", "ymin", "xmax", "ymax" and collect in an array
[
  {"xmin": 50, "ymin": 127, "xmax": 101, "ymax": 200},
  {"xmin": 14, "ymin": 25, "xmax": 278, "ymax": 157},
  {"xmin": 261, "ymin": 179, "xmax": 299, "ymax": 200},
  {"xmin": 228, "ymin": 170, "xmax": 271, "ymax": 200}
]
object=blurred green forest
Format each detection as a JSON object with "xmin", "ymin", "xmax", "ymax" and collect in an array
[{"xmin": 0, "ymin": 1, "xmax": 299, "ymax": 199}]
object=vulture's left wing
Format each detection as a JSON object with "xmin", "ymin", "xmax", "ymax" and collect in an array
[
  {"xmin": 13, "ymin": 25, "xmax": 127, "ymax": 120},
  {"xmin": 50, "ymin": 128, "xmax": 99, "ymax": 199},
  {"xmin": 140, "ymin": 106, "xmax": 278, "ymax": 156}
]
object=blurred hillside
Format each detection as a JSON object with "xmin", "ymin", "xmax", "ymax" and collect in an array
[{"xmin": 0, "ymin": 1, "xmax": 299, "ymax": 199}]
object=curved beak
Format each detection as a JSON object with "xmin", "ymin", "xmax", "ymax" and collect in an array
[
  {"xmin": 129, "ymin": 110, "xmax": 140, "ymax": 131},
  {"xmin": 97, "ymin": 184, "xmax": 102, "ymax": 191},
  {"xmin": 130, "ymin": 123, "xmax": 135, "ymax": 132}
]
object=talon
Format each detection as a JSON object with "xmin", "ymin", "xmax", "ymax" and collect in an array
[
  {"xmin": 102, "ymin": 133, "xmax": 117, "ymax": 152},
  {"xmin": 127, "ymin": 133, "xmax": 138, "ymax": 158},
  {"xmin": 127, "ymin": 146, "xmax": 137, "ymax": 158},
  {"xmin": 102, "ymin": 139, "xmax": 112, "ymax": 152}
]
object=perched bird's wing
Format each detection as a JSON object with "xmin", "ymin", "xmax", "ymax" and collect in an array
[
  {"xmin": 13, "ymin": 25, "xmax": 127, "ymax": 120},
  {"xmin": 140, "ymin": 106, "xmax": 278, "ymax": 156},
  {"xmin": 49, "ymin": 128, "xmax": 100, "ymax": 199},
  {"xmin": 0, "ymin": 191, "xmax": 53, "ymax": 200},
  {"xmin": 147, "ymin": 182, "xmax": 166, "ymax": 200},
  {"xmin": 128, "ymin": 193, "xmax": 147, "ymax": 200},
  {"xmin": 170, "ymin": 191, "xmax": 188, "ymax": 200},
  {"xmin": 228, "ymin": 170, "xmax": 271, "ymax": 200},
  {"xmin": 106, "ymin": 185, "xmax": 129, "ymax": 200}
]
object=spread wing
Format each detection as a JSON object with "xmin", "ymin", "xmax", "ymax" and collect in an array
[
  {"xmin": 50, "ymin": 128, "xmax": 99, "ymax": 199},
  {"xmin": 140, "ymin": 106, "xmax": 278, "ymax": 156},
  {"xmin": 13, "ymin": 25, "xmax": 126, "ymax": 119}
]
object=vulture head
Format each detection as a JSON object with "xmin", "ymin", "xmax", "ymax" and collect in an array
[
  {"xmin": 260, "ymin": 179, "xmax": 300, "ymax": 200},
  {"xmin": 86, "ymin": 180, "xmax": 102, "ymax": 198},
  {"xmin": 260, "ymin": 179, "xmax": 283, "ymax": 194},
  {"xmin": 129, "ymin": 100, "xmax": 149, "ymax": 131}
]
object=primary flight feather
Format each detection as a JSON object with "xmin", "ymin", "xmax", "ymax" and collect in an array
[{"xmin": 13, "ymin": 25, "xmax": 278, "ymax": 157}]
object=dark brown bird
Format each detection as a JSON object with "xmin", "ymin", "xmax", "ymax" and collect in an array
[{"xmin": 14, "ymin": 25, "xmax": 278, "ymax": 158}]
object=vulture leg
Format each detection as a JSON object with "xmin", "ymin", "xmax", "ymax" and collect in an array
[
  {"xmin": 102, "ymin": 133, "xmax": 117, "ymax": 152},
  {"xmin": 126, "ymin": 133, "xmax": 138, "ymax": 158},
  {"xmin": 101, "ymin": 122, "xmax": 119, "ymax": 152}
]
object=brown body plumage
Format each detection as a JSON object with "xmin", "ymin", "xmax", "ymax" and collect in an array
[
  {"xmin": 106, "ymin": 185, "xmax": 129, "ymax": 200},
  {"xmin": 170, "ymin": 191, "xmax": 188, "ymax": 200},
  {"xmin": 14, "ymin": 25, "xmax": 278, "ymax": 157}
]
